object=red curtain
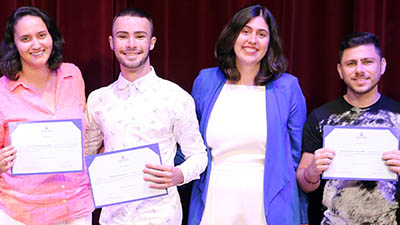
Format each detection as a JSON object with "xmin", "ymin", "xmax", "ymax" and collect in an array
[
  {"xmin": 2, "ymin": 0, "xmax": 400, "ymax": 111},
  {"xmin": 1, "ymin": 1, "xmax": 400, "ymax": 224}
]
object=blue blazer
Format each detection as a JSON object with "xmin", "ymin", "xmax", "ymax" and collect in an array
[{"xmin": 188, "ymin": 67, "xmax": 308, "ymax": 225}]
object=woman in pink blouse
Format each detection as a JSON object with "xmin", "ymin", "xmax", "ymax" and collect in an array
[{"xmin": 0, "ymin": 6, "xmax": 93, "ymax": 225}]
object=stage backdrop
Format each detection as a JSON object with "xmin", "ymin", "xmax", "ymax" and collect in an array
[{"xmin": 1, "ymin": 0, "xmax": 400, "ymax": 225}]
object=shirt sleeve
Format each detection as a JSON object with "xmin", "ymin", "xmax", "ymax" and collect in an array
[
  {"xmin": 84, "ymin": 91, "xmax": 104, "ymax": 156},
  {"xmin": 75, "ymin": 66, "xmax": 87, "ymax": 108},
  {"xmin": 173, "ymin": 91, "xmax": 207, "ymax": 184},
  {"xmin": 302, "ymin": 111, "xmax": 323, "ymax": 154}
]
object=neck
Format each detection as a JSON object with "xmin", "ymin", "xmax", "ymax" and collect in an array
[
  {"xmin": 19, "ymin": 66, "xmax": 54, "ymax": 92},
  {"xmin": 344, "ymin": 89, "xmax": 381, "ymax": 108},
  {"xmin": 120, "ymin": 62, "xmax": 152, "ymax": 82},
  {"xmin": 235, "ymin": 62, "xmax": 260, "ymax": 85}
]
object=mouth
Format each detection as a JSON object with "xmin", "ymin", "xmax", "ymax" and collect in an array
[
  {"xmin": 353, "ymin": 77, "xmax": 370, "ymax": 85},
  {"xmin": 123, "ymin": 50, "xmax": 141, "ymax": 55},
  {"xmin": 243, "ymin": 46, "xmax": 258, "ymax": 53},
  {"xmin": 30, "ymin": 51, "xmax": 45, "ymax": 56}
]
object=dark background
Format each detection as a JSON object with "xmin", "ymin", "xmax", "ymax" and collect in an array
[{"xmin": 2, "ymin": 0, "xmax": 400, "ymax": 224}]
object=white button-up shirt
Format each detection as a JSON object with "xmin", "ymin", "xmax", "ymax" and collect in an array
[{"xmin": 85, "ymin": 67, "xmax": 207, "ymax": 225}]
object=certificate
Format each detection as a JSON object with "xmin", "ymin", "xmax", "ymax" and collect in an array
[
  {"xmin": 9, "ymin": 119, "xmax": 84, "ymax": 175},
  {"xmin": 86, "ymin": 143, "xmax": 168, "ymax": 208},
  {"xmin": 322, "ymin": 126, "xmax": 399, "ymax": 181}
]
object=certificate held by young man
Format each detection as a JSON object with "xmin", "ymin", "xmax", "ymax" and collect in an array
[
  {"xmin": 85, "ymin": 143, "xmax": 168, "ymax": 208},
  {"xmin": 323, "ymin": 126, "xmax": 399, "ymax": 181}
]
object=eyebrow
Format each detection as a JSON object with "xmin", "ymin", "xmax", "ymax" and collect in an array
[
  {"xmin": 343, "ymin": 57, "xmax": 375, "ymax": 63},
  {"xmin": 243, "ymin": 25, "xmax": 269, "ymax": 33},
  {"xmin": 115, "ymin": 31, "xmax": 148, "ymax": 35},
  {"xmin": 16, "ymin": 29, "xmax": 48, "ymax": 36}
]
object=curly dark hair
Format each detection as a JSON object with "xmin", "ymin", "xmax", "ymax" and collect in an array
[
  {"xmin": 0, "ymin": 6, "xmax": 64, "ymax": 80},
  {"xmin": 215, "ymin": 4, "xmax": 287, "ymax": 85}
]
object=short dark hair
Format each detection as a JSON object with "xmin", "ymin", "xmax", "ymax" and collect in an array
[
  {"xmin": 0, "ymin": 6, "xmax": 64, "ymax": 80},
  {"xmin": 338, "ymin": 32, "xmax": 382, "ymax": 63},
  {"xmin": 215, "ymin": 4, "xmax": 287, "ymax": 85},
  {"xmin": 112, "ymin": 8, "xmax": 154, "ymax": 36}
]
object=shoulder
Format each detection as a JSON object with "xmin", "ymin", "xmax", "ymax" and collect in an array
[
  {"xmin": 194, "ymin": 67, "xmax": 225, "ymax": 85},
  {"xmin": 379, "ymin": 95, "xmax": 400, "ymax": 112},
  {"xmin": 155, "ymin": 76, "xmax": 193, "ymax": 101},
  {"xmin": 57, "ymin": 62, "xmax": 82, "ymax": 75},
  {"xmin": 308, "ymin": 97, "xmax": 343, "ymax": 121},
  {"xmin": 271, "ymin": 72, "xmax": 300, "ymax": 89},
  {"xmin": 0, "ymin": 76, "xmax": 9, "ymax": 90},
  {"xmin": 192, "ymin": 67, "xmax": 225, "ymax": 98},
  {"xmin": 87, "ymin": 80, "xmax": 118, "ymax": 106},
  {"xmin": 0, "ymin": 76, "xmax": 10, "ymax": 108}
]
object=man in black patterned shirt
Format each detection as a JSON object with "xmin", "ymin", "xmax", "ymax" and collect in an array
[{"xmin": 297, "ymin": 32, "xmax": 400, "ymax": 225}]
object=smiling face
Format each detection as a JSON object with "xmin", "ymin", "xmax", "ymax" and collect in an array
[
  {"xmin": 109, "ymin": 16, "xmax": 156, "ymax": 74},
  {"xmin": 233, "ymin": 16, "xmax": 270, "ymax": 69},
  {"xmin": 13, "ymin": 15, "xmax": 53, "ymax": 70},
  {"xmin": 337, "ymin": 44, "xmax": 386, "ymax": 97}
]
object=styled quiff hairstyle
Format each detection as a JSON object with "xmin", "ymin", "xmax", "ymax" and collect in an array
[
  {"xmin": 338, "ymin": 32, "xmax": 382, "ymax": 63},
  {"xmin": 0, "ymin": 6, "xmax": 64, "ymax": 80},
  {"xmin": 215, "ymin": 4, "xmax": 287, "ymax": 85}
]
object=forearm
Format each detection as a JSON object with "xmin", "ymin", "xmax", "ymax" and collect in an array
[{"xmin": 176, "ymin": 151, "xmax": 208, "ymax": 184}]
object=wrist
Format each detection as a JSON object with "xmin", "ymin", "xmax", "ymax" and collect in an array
[{"xmin": 304, "ymin": 168, "xmax": 320, "ymax": 184}]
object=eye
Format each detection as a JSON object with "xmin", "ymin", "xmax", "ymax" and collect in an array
[
  {"xmin": 38, "ymin": 32, "xmax": 47, "ymax": 39},
  {"xmin": 363, "ymin": 60, "xmax": 373, "ymax": 65},
  {"xmin": 136, "ymin": 34, "xmax": 146, "ymax": 39},
  {"xmin": 241, "ymin": 28, "xmax": 251, "ymax": 35},
  {"xmin": 20, "ymin": 36, "xmax": 30, "ymax": 42},
  {"xmin": 117, "ymin": 34, "xmax": 128, "ymax": 39},
  {"xmin": 257, "ymin": 32, "xmax": 267, "ymax": 38},
  {"xmin": 346, "ymin": 62, "xmax": 356, "ymax": 67}
]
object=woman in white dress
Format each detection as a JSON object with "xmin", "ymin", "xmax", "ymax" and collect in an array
[{"xmin": 188, "ymin": 4, "xmax": 308, "ymax": 225}]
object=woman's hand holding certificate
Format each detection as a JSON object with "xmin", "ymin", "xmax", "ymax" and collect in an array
[
  {"xmin": 0, "ymin": 146, "xmax": 16, "ymax": 173},
  {"xmin": 9, "ymin": 119, "xmax": 84, "ymax": 175}
]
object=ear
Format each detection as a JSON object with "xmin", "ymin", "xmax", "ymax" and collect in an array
[
  {"xmin": 109, "ymin": 35, "xmax": 114, "ymax": 51},
  {"xmin": 337, "ymin": 63, "xmax": 344, "ymax": 80},
  {"xmin": 380, "ymin": 57, "xmax": 387, "ymax": 75},
  {"xmin": 150, "ymin": 36, "xmax": 157, "ymax": 51}
]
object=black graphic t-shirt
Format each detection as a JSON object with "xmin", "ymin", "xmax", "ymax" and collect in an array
[{"xmin": 302, "ymin": 95, "xmax": 400, "ymax": 225}]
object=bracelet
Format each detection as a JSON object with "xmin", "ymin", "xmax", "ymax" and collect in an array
[{"xmin": 303, "ymin": 168, "xmax": 320, "ymax": 184}]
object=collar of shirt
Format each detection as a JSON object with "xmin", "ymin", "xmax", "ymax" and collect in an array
[
  {"xmin": 116, "ymin": 66, "xmax": 158, "ymax": 94},
  {"xmin": 7, "ymin": 68, "xmax": 73, "ymax": 92}
]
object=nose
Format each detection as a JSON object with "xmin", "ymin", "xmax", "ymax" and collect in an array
[
  {"xmin": 248, "ymin": 32, "xmax": 257, "ymax": 44},
  {"xmin": 355, "ymin": 62, "xmax": 365, "ymax": 74},
  {"xmin": 31, "ymin": 37, "xmax": 40, "ymax": 49},
  {"xmin": 127, "ymin": 36, "xmax": 136, "ymax": 48}
]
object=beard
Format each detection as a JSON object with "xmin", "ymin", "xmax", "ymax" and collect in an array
[
  {"xmin": 117, "ymin": 49, "xmax": 150, "ymax": 70},
  {"xmin": 344, "ymin": 77, "xmax": 380, "ymax": 95}
]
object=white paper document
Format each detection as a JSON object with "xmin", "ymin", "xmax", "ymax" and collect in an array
[
  {"xmin": 322, "ymin": 126, "xmax": 399, "ymax": 181},
  {"xmin": 86, "ymin": 143, "xmax": 168, "ymax": 208},
  {"xmin": 9, "ymin": 119, "xmax": 84, "ymax": 175}
]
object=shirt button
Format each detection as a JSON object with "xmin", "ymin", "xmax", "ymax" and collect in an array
[
  {"xmin": 63, "ymin": 199, "xmax": 67, "ymax": 203},
  {"xmin": 61, "ymin": 185, "xmax": 65, "ymax": 189}
]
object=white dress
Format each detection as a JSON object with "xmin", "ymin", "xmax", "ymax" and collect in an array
[{"xmin": 200, "ymin": 84, "xmax": 268, "ymax": 225}]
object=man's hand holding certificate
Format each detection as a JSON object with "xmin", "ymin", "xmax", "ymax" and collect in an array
[
  {"xmin": 86, "ymin": 143, "xmax": 168, "ymax": 208},
  {"xmin": 321, "ymin": 126, "xmax": 400, "ymax": 181}
]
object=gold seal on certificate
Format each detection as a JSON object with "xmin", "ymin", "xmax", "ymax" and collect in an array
[
  {"xmin": 85, "ymin": 143, "xmax": 168, "ymax": 208},
  {"xmin": 9, "ymin": 119, "xmax": 84, "ymax": 175},
  {"xmin": 322, "ymin": 126, "xmax": 399, "ymax": 181}
]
